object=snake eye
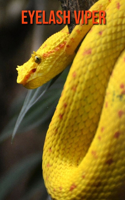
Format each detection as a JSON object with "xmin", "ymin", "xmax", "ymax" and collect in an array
[{"xmin": 35, "ymin": 55, "xmax": 41, "ymax": 64}]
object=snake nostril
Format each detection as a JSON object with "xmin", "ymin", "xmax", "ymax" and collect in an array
[{"xmin": 32, "ymin": 68, "xmax": 36, "ymax": 73}]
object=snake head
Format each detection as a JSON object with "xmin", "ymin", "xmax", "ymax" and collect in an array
[{"xmin": 17, "ymin": 27, "xmax": 75, "ymax": 89}]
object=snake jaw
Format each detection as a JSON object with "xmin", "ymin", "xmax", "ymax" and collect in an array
[{"xmin": 16, "ymin": 57, "xmax": 53, "ymax": 89}]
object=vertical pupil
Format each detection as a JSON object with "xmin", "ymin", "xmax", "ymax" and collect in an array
[{"xmin": 35, "ymin": 56, "xmax": 41, "ymax": 64}]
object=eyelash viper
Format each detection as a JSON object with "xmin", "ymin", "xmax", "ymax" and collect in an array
[{"xmin": 17, "ymin": 0, "xmax": 125, "ymax": 199}]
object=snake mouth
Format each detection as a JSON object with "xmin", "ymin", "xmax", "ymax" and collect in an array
[
  {"xmin": 17, "ymin": 67, "xmax": 45, "ymax": 89},
  {"xmin": 24, "ymin": 75, "xmax": 50, "ymax": 89},
  {"xmin": 24, "ymin": 78, "xmax": 42, "ymax": 89},
  {"xmin": 16, "ymin": 66, "xmax": 30, "ymax": 86},
  {"xmin": 17, "ymin": 73, "xmax": 30, "ymax": 86}
]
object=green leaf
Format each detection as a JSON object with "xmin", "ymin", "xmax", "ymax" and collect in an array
[{"xmin": 12, "ymin": 79, "xmax": 52, "ymax": 141}]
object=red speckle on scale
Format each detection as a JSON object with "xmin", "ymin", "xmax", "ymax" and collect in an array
[
  {"xmin": 59, "ymin": 114, "xmax": 63, "ymax": 119},
  {"xmin": 72, "ymin": 71, "xmax": 77, "ymax": 78},
  {"xmin": 118, "ymin": 110, "xmax": 124, "ymax": 118},
  {"xmin": 49, "ymin": 148, "xmax": 52, "ymax": 152},
  {"xmin": 98, "ymin": 31, "xmax": 103, "ymax": 35},
  {"xmin": 55, "ymin": 47, "xmax": 59, "ymax": 51},
  {"xmin": 43, "ymin": 44, "xmax": 47, "ymax": 48},
  {"xmin": 66, "ymin": 44, "xmax": 70, "ymax": 48},
  {"xmin": 59, "ymin": 187, "xmax": 62, "ymax": 190},
  {"xmin": 63, "ymin": 103, "xmax": 67, "ymax": 108},
  {"xmin": 101, "ymin": 127, "xmax": 104, "ymax": 132},
  {"xmin": 98, "ymin": 136, "xmax": 101, "ymax": 140},
  {"xmin": 82, "ymin": 174, "xmax": 86, "ymax": 179},
  {"xmin": 105, "ymin": 102, "xmax": 108, "ymax": 108},
  {"xmin": 99, "ymin": 4, "xmax": 103, "ymax": 10},
  {"xmin": 43, "ymin": 50, "xmax": 55, "ymax": 58},
  {"xmin": 54, "ymin": 128, "xmax": 58, "ymax": 134},
  {"xmin": 49, "ymin": 50, "xmax": 54, "ymax": 54},
  {"xmin": 116, "ymin": 2, "xmax": 120, "ymax": 9},
  {"xmin": 106, "ymin": 158, "xmax": 113, "ymax": 165},
  {"xmin": 70, "ymin": 183, "xmax": 76, "ymax": 191},
  {"xmin": 43, "ymin": 53, "xmax": 48, "ymax": 58},
  {"xmin": 47, "ymin": 163, "xmax": 51, "ymax": 167},
  {"xmin": 120, "ymin": 84, "xmax": 124, "ymax": 89},
  {"xmin": 83, "ymin": 48, "xmax": 92, "ymax": 55},
  {"xmin": 106, "ymin": 92, "xmax": 110, "ymax": 96},
  {"xmin": 55, "ymin": 42, "xmax": 66, "ymax": 51},
  {"xmin": 121, "ymin": 90, "xmax": 125, "ymax": 95},
  {"xmin": 124, "ymin": 57, "xmax": 125, "ymax": 62},
  {"xmin": 72, "ymin": 85, "xmax": 77, "ymax": 91},
  {"xmin": 71, "ymin": 38, "xmax": 74, "ymax": 41},
  {"xmin": 114, "ymin": 131, "xmax": 121, "ymax": 139},
  {"xmin": 76, "ymin": 29, "xmax": 80, "ymax": 33},
  {"xmin": 91, "ymin": 150, "xmax": 98, "ymax": 159},
  {"xmin": 59, "ymin": 43, "xmax": 64, "ymax": 48}
]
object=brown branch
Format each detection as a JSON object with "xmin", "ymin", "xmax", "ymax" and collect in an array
[{"xmin": 59, "ymin": 0, "xmax": 98, "ymax": 33}]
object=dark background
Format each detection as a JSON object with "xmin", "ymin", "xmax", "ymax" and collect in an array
[{"xmin": 0, "ymin": 0, "xmax": 64, "ymax": 199}]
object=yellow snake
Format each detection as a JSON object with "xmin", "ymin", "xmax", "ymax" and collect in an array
[{"xmin": 16, "ymin": 0, "xmax": 125, "ymax": 199}]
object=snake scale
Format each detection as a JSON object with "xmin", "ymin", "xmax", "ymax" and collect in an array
[{"xmin": 17, "ymin": 0, "xmax": 125, "ymax": 199}]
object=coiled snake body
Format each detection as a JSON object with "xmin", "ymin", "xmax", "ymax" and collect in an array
[{"xmin": 17, "ymin": 0, "xmax": 125, "ymax": 199}]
